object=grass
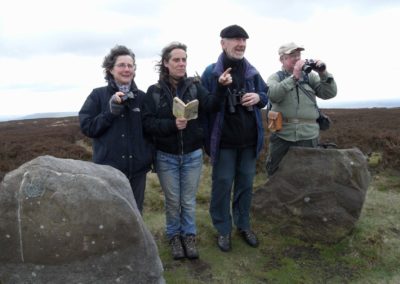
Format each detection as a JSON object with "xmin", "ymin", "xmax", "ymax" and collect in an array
[{"xmin": 143, "ymin": 165, "xmax": 400, "ymax": 283}]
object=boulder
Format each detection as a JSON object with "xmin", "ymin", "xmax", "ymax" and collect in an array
[
  {"xmin": 253, "ymin": 147, "xmax": 370, "ymax": 243},
  {"xmin": 0, "ymin": 155, "xmax": 164, "ymax": 284}
]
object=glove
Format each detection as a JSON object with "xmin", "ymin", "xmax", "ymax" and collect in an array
[{"xmin": 109, "ymin": 95, "xmax": 125, "ymax": 115}]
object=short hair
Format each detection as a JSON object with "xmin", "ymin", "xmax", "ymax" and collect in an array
[
  {"xmin": 102, "ymin": 45, "xmax": 135, "ymax": 82},
  {"xmin": 156, "ymin": 42, "xmax": 187, "ymax": 81}
]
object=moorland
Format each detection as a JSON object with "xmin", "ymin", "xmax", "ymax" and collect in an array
[{"xmin": 1, "ymin": 108, "xmax": 399, "ymax": 283}]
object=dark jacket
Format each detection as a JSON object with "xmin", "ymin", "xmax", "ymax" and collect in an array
[
  {"xmin": 201, "ymin": 53, "xmax": 268, "ymax": 164},
  {"xmin": 141, "ymin": 77, "xmax": 221, "ymax": 155},
  {"xmin": 79, "ymin": 81, "xmax": 153, "ymax": 178}
]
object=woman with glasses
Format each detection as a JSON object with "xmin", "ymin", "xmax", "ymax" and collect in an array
[{"xmin": 79, "ymin": 45, "xmax": 153, "ymax": 213}]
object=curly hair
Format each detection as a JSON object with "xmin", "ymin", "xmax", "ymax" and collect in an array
[
  {"xmin": 156, "ymin": 42, "xmax": 187, "ymax": 81},
  {"xmin": 102, "ymin": 45, "xmax": 135, "ymax": 82}
]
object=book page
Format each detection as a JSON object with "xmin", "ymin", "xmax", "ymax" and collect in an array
[
  {"xmin": 173, "ymin": 97, "xmax": 186, "ymax": 118},
  {"xmin": 183, "ymin": 100, "xmax": 199, "ymax": 120},
  {"xmin": 173, "ymin": 97, "xmax": 199, "ymax": 120}
]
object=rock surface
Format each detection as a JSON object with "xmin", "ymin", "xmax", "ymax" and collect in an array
[
  {"xmin": 253, "ymin": 147, "xmax": 370, "ymax": 243},
  {"xmin": 0, "ymin": 155, "xmax": 164, "ymax": 283}
]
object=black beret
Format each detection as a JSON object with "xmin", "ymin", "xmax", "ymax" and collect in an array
[{"xmin": 220, "ymin": 25, "xmax": 249, "ymax": 39}]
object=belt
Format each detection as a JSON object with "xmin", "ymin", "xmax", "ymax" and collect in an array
[{"xmin": 284, "ymin": 118, "xmax": 317, "ymax": 124}]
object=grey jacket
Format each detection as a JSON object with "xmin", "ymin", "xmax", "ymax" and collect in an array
[{"xmin": 267, "ymin": 70, "xmax": 337, "ymax": 141}]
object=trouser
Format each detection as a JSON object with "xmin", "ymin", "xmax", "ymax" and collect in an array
[
  {"xmin": 209, "ymin": 147, "xmax": 256, "ymax": 235},
  {"xmin": 266, "ymin": 133, "xmax": 319, "ymax": 176},
  {"xmin": 128, "ymin": 173, "xmax": 147, "ymax": 213},
  {"xmin": 156, "ymin": 149, "xmax": 203, "ymax": 240}
]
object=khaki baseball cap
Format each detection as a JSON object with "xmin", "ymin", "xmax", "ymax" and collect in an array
[{"xmin": 278, "ymin": 42, "xmax": 305, "ymax": 56}]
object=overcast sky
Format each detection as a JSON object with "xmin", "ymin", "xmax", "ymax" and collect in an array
[{"xmin": 1, "ymin": 0, "xmax": 399, "ymax": 116}]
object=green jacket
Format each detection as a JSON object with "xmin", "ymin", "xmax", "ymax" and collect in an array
[{"xmin": 267, "ymin": 69, "xmax": 337, "ymax": 141}]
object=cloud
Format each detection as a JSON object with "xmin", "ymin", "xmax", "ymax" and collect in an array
[
  {"xmin": 0, "ymin": 29, "xmax": 161, "ymax": 58},
  {"xmin": 1, "ymin": 0, "xmax": 400, "ymax": 116},
  {"xmin": 237, "ymin": 0, "xmax": 400, "ymax": 19},
  {"xmin": 0, "ymin": 0, "xmax": 163, "ymax": 58}
]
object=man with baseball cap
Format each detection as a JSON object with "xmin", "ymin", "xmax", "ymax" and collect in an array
[
  {"xmin": 265, "ymin": 42, "xmax": 337, "ymax": 176},
  {"xmin": 201, "ymin": 25, "xmax": 268, "ymax": 252},
  {"xmin": 278, "ymin": 42, "xmax": 305, "ymax": 56}
]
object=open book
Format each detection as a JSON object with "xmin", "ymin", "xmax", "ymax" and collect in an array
[{"xmin": 172, "ymin": 97, "xmax": 199, "ymax": 120}]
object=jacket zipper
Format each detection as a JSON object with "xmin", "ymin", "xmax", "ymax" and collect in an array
[
  {"xmin": 170, "ymin": 83, "xmax": 185, "ymax": 155},
  {"xmin": 179, "ymin": 130, "xmax": 184, "ymax": 155}
]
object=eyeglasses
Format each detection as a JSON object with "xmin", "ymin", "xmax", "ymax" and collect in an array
[{"xmin": 114, "ymin": 63, "xmax": 137, "ymax": 70}]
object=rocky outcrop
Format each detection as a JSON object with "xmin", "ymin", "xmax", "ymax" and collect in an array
[
  {"xmin": 0, "ymin": 155, "xmax": 164, "ymax": 283},
  {"xmin": 253, "ymin": 147, "xmax": 370, "ymax": 243}
]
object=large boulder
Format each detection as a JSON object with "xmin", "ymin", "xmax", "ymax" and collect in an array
[
  {"xmin": 0, "ymin": 155, "xmax": 164, "ymax": 284},
  {"xmin": 253, "ymin": 147, "xmax": 370, "ymax": 243}
]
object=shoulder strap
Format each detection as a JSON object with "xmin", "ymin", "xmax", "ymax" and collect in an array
[
  {"xmin": 276, "ymin": 70, "xmax": 310, "ymax": 84},
  {"xmin": 188, "ymin": 84, "xmax": 197, "ymax": 100},
  {"xmin": 267, "ymin": 71, "xmax": 287, "ymax": 111},
  {"xmin": 296, "ymin": 83, "xmax": 317, "ymax": 107},
  {"xmin": 183, "ymin": 77, "xmax": 199, "ymax": 102},
  {"xmin": 276, "ymin": 71, "xmax": 286, "ymax": 82},
  {"xmin": 276, "ymin": 71, "xmax": 316, "ymax": 107},
  {"xmin": 152, "ymin": 84, "xmax": 161, "ymax": 112}
]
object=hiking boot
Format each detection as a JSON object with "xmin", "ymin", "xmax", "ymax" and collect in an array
[
  {"xmin": 217, "ymin": 234, "xmax": 231, "ymax": 252},
  {"xmin": 238, "ymin": 229, "xmax": 259, "ymax": 248},
  {"xmin": 170, "ymin": 235, "xmax": 185, "ymax": 260},
  {"xmin": 182, "ymin": 234, "xmax": 199, "ymax": 259}
]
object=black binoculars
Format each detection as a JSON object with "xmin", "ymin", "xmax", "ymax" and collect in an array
[
  {"xmin": 302, "ymin": 59, "xmax": 326, "ymax": 73},
  {"xmin": 227, "ymin": 89, "xmax": 253, "ymax": 114}
]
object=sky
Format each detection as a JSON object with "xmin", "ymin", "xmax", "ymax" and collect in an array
[{"xmin": 1, "ymin": 0, "xmax": 400, "ymax": 117}]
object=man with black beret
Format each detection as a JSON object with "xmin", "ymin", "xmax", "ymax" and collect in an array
[
  {"xmin": 201, "ymin": 24, "xmax": 268, "ymax": 252},
  {"xmin": 220, "ymin": 24, "xmax": 249, "ymax": 39}
]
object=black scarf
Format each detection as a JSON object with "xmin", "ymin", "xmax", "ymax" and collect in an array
[{"xmin": 222, "ymin": 53, "xmax": 245, "ymax": 92}]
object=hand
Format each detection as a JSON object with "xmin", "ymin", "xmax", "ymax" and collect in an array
[
  {"xmin": 109, "ymin": 93, "xmax": 125, "ymax": 115},
  {"xmin": 293, "ymin": 59, "xmax": 305, "ymax": 80},
  {"xmin": 111, "ymin": 91, "xmax": 126, "ymax": 104},
  {"xmin": 315, "ymin": 60, "xmax": 327, "ymax": 74},
  {"xmin": 241, "ymin": 92, "xmax": 260, "ymax": 107},
  {"xmin": 218, "ymin": 67, "xmax": 233, "ymax": 86},
  {"xmin": 176, "ymin": 118, "xmax": 188, "ymax": 130}
]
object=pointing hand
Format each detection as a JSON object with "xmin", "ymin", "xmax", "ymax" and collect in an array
[{"xmin": 218, "ymin": 67, "xmax": 233, "ymax": 86}]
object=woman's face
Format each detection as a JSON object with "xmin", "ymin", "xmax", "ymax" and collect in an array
[
  {"xmin": 110, "ymin": 55, "xmax": 135, "ymax": 85},
  {"xmin": 164, "ymin": 48, "xmax": 187, "ymax": 79}
]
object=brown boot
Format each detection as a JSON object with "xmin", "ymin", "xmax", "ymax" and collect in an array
[
  {"xmin": 170, "ymin": 235, "xmax": 185, "ymax": 260},
  {"xmin": 182, "ymin": 234, "xmax": 199, "ymax": 259},
  {"xmin": 238, "ymin": 229, "xmax": 259, "ymax": 248}
]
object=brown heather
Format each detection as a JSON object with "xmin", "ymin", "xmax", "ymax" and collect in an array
[{"xmin": 1, "ymin": 108, "xmax": 400, "ymax": 181}]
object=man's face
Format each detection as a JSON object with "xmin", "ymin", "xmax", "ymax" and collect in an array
[
  {"xmin": 281, "ymin": 50, "xmax": 301, "ymax": 73},
  {"xmin": 164, "ymin": 48, "xmax": 187, "ymax": 79},
  {"xmin": 221, "ymin": 38, "xmax": 246, "ymax": 60}
]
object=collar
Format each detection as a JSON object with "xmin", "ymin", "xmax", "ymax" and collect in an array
[{"xmin": 213, "ymin": 52, "xmax": 258, "ymax": 78}]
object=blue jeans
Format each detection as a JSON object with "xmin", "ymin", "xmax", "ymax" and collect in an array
[
  {"xmin": 209, "ymin": 147, "xmax": 256, "ymax": 235},
  {"xmin": 156, "ymin": 149, "xmax": 203, "ymax": 240}
]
